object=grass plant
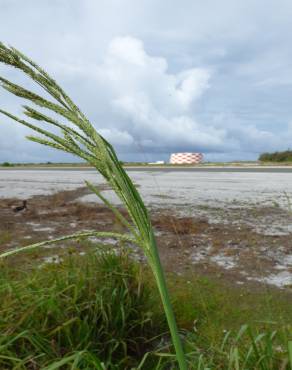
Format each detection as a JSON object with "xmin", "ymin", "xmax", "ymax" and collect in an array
[{"xmin": 0, "ymin": 43, "xmax": 187, "ymax": 369}]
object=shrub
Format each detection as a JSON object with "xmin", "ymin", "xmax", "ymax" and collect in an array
[
  {"xmin": 259, "ymin": 150, "xmax": 292, "ymax": 162},
  {"xmin": 1, "ymin": 161, "xmax": 14, "ymax": 167}
]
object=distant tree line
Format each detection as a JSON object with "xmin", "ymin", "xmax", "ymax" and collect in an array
[
  {"xmin": 259, "ymin": 150, "xmax": 292, "ymax": 162},
  {"xmin": 1, "ymin": 162, "xmax": 14, "ymax": 167}
]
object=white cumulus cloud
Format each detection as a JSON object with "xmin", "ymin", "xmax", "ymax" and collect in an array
[{"xmin": 94, "ymin": 36, "xmax": 226, "ymax": 154}]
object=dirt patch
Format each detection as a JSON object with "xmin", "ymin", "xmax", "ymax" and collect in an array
[
  {"xmin": 153, "ymin": 215, "xmax": 209, "ymax": 235},
  {"xmin": 153, "ymin": 210, "xmax": 292, "ymax": 290},
  {"xmin": 0, "ymin": 187, "xmax": 126, "ymax": 251},
  {"xmin": 1, "ymin": 187, "xmax": 292, "ymax": 291}
]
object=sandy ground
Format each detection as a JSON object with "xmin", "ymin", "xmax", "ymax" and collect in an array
[{"xmin": 0, "ymin": 169, "xmax": 292, "ymax": 289}]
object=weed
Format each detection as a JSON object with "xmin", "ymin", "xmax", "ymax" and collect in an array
[
  {"xmin": 0, "ymin": 252, "xmax": 165, "ymax": 369},
  {"xmin": 0, "ymin": 43, "xmax": 187, "ymax": 369}
]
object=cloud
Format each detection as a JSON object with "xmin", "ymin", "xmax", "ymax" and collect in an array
[
  {"xmin": 1, "ymin": 1, "xmax": 292, "ymax": 162},
  {"xmin": 95, "ymin": 36, "xmax": 227, "ymax": 153},
  {"xmin": 99, "ymin": 128, "xmax": 134, "ymax": 146},
  {"xmin": 92, "ymin": 36, "xmax": 291, "ymax": 158}
]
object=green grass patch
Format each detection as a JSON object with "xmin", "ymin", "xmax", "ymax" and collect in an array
[
  {"xmin": 170, "ymin": 273, "xmax": 292, "ymax": 334},
  {"xmin": 1, "ymin": 251, "xmax": 292, "ymax": 369},
  {"xmin": 0, "ymin": 251, "xmax": 165, "ymax": 369}
]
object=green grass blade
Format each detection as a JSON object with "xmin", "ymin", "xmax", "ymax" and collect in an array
[
  {"xmin": 0, "ymin": 231, "xmax": 135, "ymax": 258},
  {"xmin": 288, "ymin": 341, "xmax": 292, "ymax": 369}
]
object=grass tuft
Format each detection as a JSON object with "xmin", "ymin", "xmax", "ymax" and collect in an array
[{"xmin": 0, "ymin": 251, "xmax": 165, "ymax": 369}]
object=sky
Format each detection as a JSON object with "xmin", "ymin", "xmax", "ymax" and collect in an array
[{"xmin": 1, "ymin": 0, "xmax": 292, "ymax": 163}]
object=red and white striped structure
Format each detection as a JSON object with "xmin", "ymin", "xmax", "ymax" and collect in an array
[{"xmin": 170, "ymin": 152, "xmax": 203, "ymax": 164}]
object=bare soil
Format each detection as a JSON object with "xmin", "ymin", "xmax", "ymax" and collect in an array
[{"xmin": 1, "ymin": 187, "xmax": 292, "ymax": 291}]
